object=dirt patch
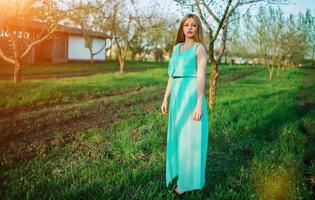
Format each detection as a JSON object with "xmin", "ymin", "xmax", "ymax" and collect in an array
[
  {"xmin": 0, "ymin": 86, "xmax": 164, "ymax": 169},
  {"xmin": 0, "ymin": 67, "xmax": 263, "ymax": 169},
  {"xmin": 0, "ymin": 71, "xmax": 98, "ymax": 80},
  {"xmin": 218, "ymin": 68, "xmax": 263, "ymax": 83},
  {"xmin": 0, "ymin": 86, "xmax": 142, "ymax": 119},
  {"xmin": 0, "ymin": 65, "xmax": 164, "ymax": 80}
]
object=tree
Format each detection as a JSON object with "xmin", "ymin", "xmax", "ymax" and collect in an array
[
  {"xmin": 66, "ymin": 1, "xmax": 108, "ymax": 63},
  {"xmin": 299, "ymin": 9, "xmax": 315, "ymax": 63},
  {"xmin": 0, "ymin": 0, "xmax": 62, "ymax": 83},
  {"xmin": 254, "ymin": 6, "xmax": 285, "ymax": 80},
  {"xmin": 175, "ymin": 0, "xmax": 289, "ymax": 108},
  {"xmin": 243, "ymin": 6, "xmax": 308, "ymax": 78},
  {"xmin": 225, "ymin": 11, "xmax": 254, "ymax": 65},
  {"xmin": 141, "ymin": 16, "xmax": 178, "ymax": 62},
  {"xmin": 93, "ymin": 0, "xmax": 150, "ymax": 73},
  {"xmin": 280, "ymin": 14, "xmax": 308, "ymax": 67},
  {"xmin": 129, "ymin": 32, "xmax": 147, "ymax": 62},
  {"xmin": 242, "ymin": 13, "xmax": 259, "ymax": 65}
]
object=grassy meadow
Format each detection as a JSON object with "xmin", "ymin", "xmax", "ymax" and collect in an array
[{"xmin": 0, "ymin": 61, "xmax": 314, "ymax": 199}]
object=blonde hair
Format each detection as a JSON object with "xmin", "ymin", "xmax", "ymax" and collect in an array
[{"xmin": 175, "ymin": 13, "xmax": 205, "ymax": 48}]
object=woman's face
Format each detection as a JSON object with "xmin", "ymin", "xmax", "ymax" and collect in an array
[{"xmin": 183, "ymin": 17, "xmax": 197, "ymax": 39}]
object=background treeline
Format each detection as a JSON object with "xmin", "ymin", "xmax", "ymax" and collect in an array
[
  {"xmin": 225, "ymin": 6, "xmax": 315, "ymax": 70},
  {"xmin": 1, "ymin": 0, "xmax": 314, "ymax": 108},
  {"xmin": 61, "ymin": 1, "xmax": 315, "ymax": 69}
]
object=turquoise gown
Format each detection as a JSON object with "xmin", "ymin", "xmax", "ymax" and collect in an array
[{"xmin": 166, "ymin": 42, "xmax": 208, "ymax": 192}]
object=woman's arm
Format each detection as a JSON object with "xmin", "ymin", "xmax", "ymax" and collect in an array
[
  {"xmin": 161, "ymin": 77, "xmax": 172, "ymax": 115},
  {"xmin": 161, "ymin": 45, "xmax": 177, "ymax": 115},
  {"xmin": 196, "ymin": 44, "xmax": 207, "ymax": 104},
  {"xmin": 163, "ymin": 77, "xmax": 172, "ymax": 102},
  {"xmin": 193, "ymin": 44, "xmax": 208, "ymax": 120}
]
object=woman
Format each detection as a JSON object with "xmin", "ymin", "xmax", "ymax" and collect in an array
[{"xmin": 161, "ymin": 13, "xmax": 209, "ymax": 196}]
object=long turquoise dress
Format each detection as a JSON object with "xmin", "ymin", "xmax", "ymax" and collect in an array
[{"xmin": 166, "ymin": 42, "xmax": 208, "ymax": 192}]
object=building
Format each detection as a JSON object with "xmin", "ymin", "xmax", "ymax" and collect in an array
[{"xmin": 0, "ymin": 21, "xmax": 112, "ymax": 65}]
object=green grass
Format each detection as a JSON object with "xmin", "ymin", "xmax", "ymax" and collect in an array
[
  {"xmin": 0, "ymin": 67, "xmax": 165, "ymax": 110},
  {"xmin": 0, "ymin": 60, "xmax": 166, "ymax": 75},
  {"xmin": 0, "ymin": 62, "xmax": 260, "ymax": 110},
  {"xmin": 0, "ymin": 63, "xmax": 314, "ymax": 199}
]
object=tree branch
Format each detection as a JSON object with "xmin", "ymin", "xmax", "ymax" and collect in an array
[
  {"xmin": 195, "ymin": 0, "xmax": 213, "ymax": 36},
  {"xmin": 20, "ymin": 24, "xmax": 57, "ymax": 59},
  {"xmin": 228, "ymin": 4, "xmax": 252, "ymax": 24},
  {"xmin": 92, "ymin": 41, "xmax": 107, "ymax": 56},
  {"xmin": 216, "ymin": 19, "xmax": 228, "ymax": 63},
  {"xmin": 6, "ymin": 24, "xmax": 19, "ymax": 62},
  {"xmin": 201, "ymin": 0, "xmax": 220, "ymax": 23},
  {"xmin": 226, "ymin": 0, "xmax": 242, "ymax": 19},
  {"xmin": 212, "ymin": 0, "xmax": 232, "ymax": 42},
  {"xmin": 0, "ymin": 48, "xmax": 15, "ymax": 64}
]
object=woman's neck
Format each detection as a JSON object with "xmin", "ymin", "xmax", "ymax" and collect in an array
[{"xmin": 183, "ymin": 38, "xmax": 196, "ymax": 46}]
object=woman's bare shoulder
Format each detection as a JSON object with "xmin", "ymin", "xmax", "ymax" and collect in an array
[{"xmin": 196, "ymin": 44, "xmax": 207, "ymax": 57}]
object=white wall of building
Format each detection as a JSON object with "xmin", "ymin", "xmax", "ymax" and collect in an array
[{"xmin": 68, "ymin": 35, "xmax": 106, "ymax": 61}]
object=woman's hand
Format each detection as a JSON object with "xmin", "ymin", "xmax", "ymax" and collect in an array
[
  {"xmin": 161, "ymin": 101, "xmax": 168, "ymax": 115},
  {"xmin": 193, "ymin": 103, "xmax": 202, "ymax": 121}
]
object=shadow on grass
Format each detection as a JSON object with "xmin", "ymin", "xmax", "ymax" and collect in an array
[{"xmin": 203, "ymin": 88, "xmax": 307, "ymax": 199}]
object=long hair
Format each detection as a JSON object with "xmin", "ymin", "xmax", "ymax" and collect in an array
[{"xmin": 175, "ymin": 13, "xmax": 206, "ymax": 48}]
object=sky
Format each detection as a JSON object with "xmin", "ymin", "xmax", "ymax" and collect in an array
[
  {"xmin": 64, "ymin": 0, "xmax": 314, "ymax": 15},
  {"xmin": 135, "ymin": 0, "xmax": 315, "ymax": 23},
  {"xmin": 278, "ymin": 0, "xmax": 315, "ymax": 16},
  {"xmin": 63, "ymin": 0, "xmax": 315, "ymax": 19},
  {"xmin": 169, "ymin": 0, "xmax": 315, "ymax": 16}
]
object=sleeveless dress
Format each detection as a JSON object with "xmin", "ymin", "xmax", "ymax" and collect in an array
[{"xmin": 166, "ymin": 42, "xmax": 209, "ymax": 192}]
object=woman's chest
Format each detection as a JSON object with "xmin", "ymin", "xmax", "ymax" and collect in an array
[{"xmin": 170, "ymin": 52, "xmax": 197, "ymax": 69}]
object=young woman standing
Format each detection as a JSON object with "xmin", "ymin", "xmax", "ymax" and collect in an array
[{"xmin": 161, "ymin": 13, "xmax": 209, "ymax": 196}]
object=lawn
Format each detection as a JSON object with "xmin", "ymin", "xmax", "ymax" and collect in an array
[
  {"xmin": 0, "ymin": 62, "xmax": 314, "ymax": 199},
  {"xmin": 0, "ymin": 61, "xmax": 165, "ymax": 80}
]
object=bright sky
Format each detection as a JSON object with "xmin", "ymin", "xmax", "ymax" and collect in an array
[
  {"xmin": 173, "ymin": 0, "xmax": 314, "ymax": 16},
  {"xmin": 62, "ymin": 0, "xmax": 315, "ymax": 18},
  {"xmin": 139, "ymin": 0, "xmax": 315, "ymax": 21},
  {"xmin": 278, "ymin": 0, "xmax": 315, "ymax": 15}
]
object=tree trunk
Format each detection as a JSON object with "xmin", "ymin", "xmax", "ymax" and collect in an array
[
  {"xmin": 108, "ymin": 48, "xmax": 113, "ymax": 61},
  {"xmin": 277, "ymin": 63, "xmax": 280, "ymax": 76},
  {"xmin": 131, "ymin": 51, "xmax": 136, "ymax": 62},
  {"xmin": 119, "ymin": 57, "xmax": 125, "ymax": 73},
  {"xmin": 268, "ymin": 65, "xmax": 274, "ymax": 80},
  {"xmin": 88, "ymin": 48, "xmax": 94, "ymax": 63},
  {"xmin": 14, "ymin": 61, "xmax": 22, "ymax": 83},
  {"xmin": 209, "ymin": 62, "xmax": 219, "ymax": 109},
  {"xmin": 90, "ymin": 54, "xmax": 94, "ymax": 63}
]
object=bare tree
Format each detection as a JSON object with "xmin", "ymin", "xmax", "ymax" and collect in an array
[
  {"xmin": 280, "ymin": 14, "xmax": 308, "ymax": 67},
  {"xmin": 255, "ymin": 6, "xmax": 285, "ymax": 80},
  {"xmin": 0, "ymin": 0, "xmax": 62, "ymax": 83},
  {"xmin": 92, "ymin": 0, "xmax": 141, "ymax": 73},
  {"xmin": 300, "ymin": 9, "xmax": 315, "ymax": 63},
  {"xmin": 175, "ymin": 0, "xmax": 289, "ymax": 108},
  {"xmin": 246, "ymin": 6, "xmax": 308, "ymax": 77},
  {"xmin": 94, "ymin": 0, "xmax": 167, "ymax": 72},
  {"xmin": 66, "ymin": 1, "xmax": 108, "ymax": 63}
]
